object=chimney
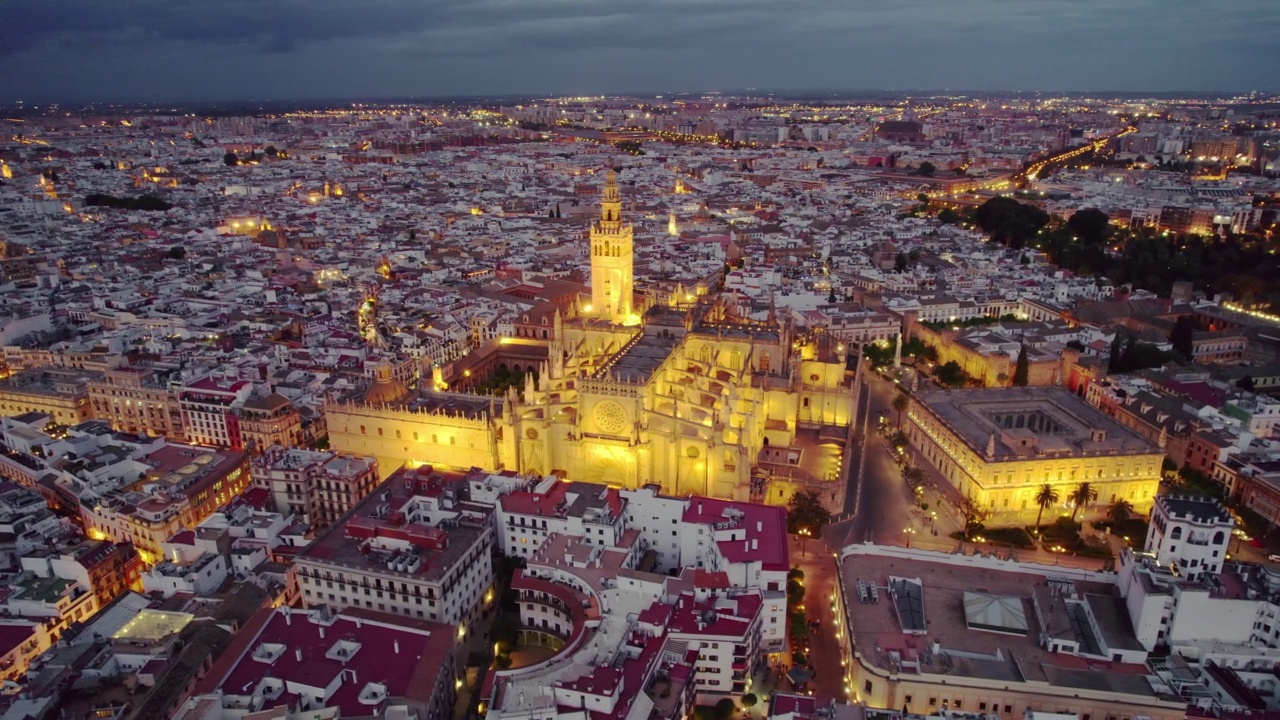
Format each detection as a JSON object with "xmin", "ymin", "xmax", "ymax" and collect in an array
[
  {"xmin": 394, "ymin": 639, "xmax": 400, "ymax": 653},
  {"xmin": 319, "ymin": 625, "xmax": 325, "ymax": 639},
  {"xmin": 295, "ymin": 647, "xmax": 302, "ymax": 662},
  {"xmin": 284, "ymin": 609, "xmax": 291, "ymax": 625},
  {"xmin": 756, "ymin": 521, "xmax": 762, "ymax": 532}
]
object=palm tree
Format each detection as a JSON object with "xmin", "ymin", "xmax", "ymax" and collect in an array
[
  {"xmin": 1107, "ymin": 498, "xmax": 1135, "ymax": 526},
  {"xmin": 1069, "ymin": 482, "xmax": 1098, "ymax": 522},
  {"xmin": 1034, "ymin": 483, "xmax": 1060, "ymax": 537},
  {"xmin": 892, "ymin": 392, "xmax": 910, "ymax": 428}
]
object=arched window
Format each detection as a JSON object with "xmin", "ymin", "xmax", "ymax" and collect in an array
[
  {"xmin": 759, "ymin": 353, "xmax": 771, "ymax": 372},
  {"xmin": 1213, "ymin": 531, "xmax": 1224, "ymax": 545},
  {"xmin": 1170, "ymin": 526, "xmax": 1183, "ymax": 540}
]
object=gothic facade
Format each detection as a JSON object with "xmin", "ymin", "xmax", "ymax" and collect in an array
[{"xmin": 327, "ymin": 170, "xmax": 857, "ymax": 507}]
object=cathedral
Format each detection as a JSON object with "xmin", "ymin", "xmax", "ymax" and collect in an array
[{"xmin": 326, "ymin": 170, "xmax": 858, "ymax": 507}]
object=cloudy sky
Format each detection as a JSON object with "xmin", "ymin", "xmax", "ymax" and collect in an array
[{"xmin": 2, "ymin": 0, "xmax": 1278, "ymax": 103}]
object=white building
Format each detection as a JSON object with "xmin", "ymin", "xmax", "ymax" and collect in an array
[{"xmin": 1145, "ymin": 495, "xmax": 1233, "ymax": 580}]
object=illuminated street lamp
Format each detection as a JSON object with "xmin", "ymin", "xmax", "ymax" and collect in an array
[
  {"xmin": 799, "ymin": 527, "xmax": 812, "ymax": 557},
  {"xmin": 903, "ymin": 527, "xmax": 915, "ymax": 548}
]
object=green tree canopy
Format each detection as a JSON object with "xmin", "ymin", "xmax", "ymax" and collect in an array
[
  {"xmin": 1069, "ymin": 481, "xmax": 1098, "ymax": 521},
  {"xmin": 1034, "ymin": 483, "xmax": 1060, "ymax": 535},
  {"xmin": 935, "ymin": 361, "xmax": 967, "ymax": 388},
  {"xmin": 917, "ymin": 161, "xmax": 936, "ymax": 177},
  {"xmin": 1107, "ymin": 498, "xmax": 1135, "ymax": 525},
  {"xmin": 973, "ymin": 197, "xmax": 1050, "ymax": 249},
  {"xmin": 787, "ymin": 490, "xmax": 832, "ymax": 536},
  {"xmin": 1067, "ymin": 208, "xmax": 1111, "ymax": 246}
]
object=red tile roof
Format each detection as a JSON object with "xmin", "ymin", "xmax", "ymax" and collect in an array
[
  {"xmin": 682, "ymin": 497, "xmax": 790, "ymax": 572},
  {"xmin": 199, "ymin": 606, "xmax": 454, "ymax": 717}
]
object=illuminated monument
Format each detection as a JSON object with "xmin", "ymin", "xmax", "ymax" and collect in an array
[
  {"xmin": 326, "ymin": 169, "xmax": 856, "ymax": 507},
  {"xmin": 588, "ymin": 169, "xmax": 635, "ymax": 324}
]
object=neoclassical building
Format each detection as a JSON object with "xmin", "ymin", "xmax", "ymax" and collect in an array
[{"xmin": 326, "ymin": 170, "xmax": 857, "ymax": 506}]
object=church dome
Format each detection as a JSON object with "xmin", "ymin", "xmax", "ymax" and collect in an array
[{"xmin": 360, "ymin": 363, "xmax": 411, "ymax": 407}]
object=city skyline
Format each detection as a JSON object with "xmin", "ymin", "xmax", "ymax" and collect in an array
[{"xmin": 2, "ymin": 0, "xmax": 1280, "ymax": 103}]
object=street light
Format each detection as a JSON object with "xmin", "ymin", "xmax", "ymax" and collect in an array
[
  {"xmin": 799, "ymin": 527, "xmax": 812, "ymax": 557},
  {"xmin": 903, "ymin": 527, "xmax": 915, "ymax": 548}
]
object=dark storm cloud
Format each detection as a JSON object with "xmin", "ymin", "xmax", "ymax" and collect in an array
[{"xmin": 1, "ymin": 0, "xmax": 1278, "ymax": 101}]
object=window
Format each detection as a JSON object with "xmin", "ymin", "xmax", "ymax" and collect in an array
[{"xmin": 864, "ymin": 680, "xmax": 873, "ymax": 694}]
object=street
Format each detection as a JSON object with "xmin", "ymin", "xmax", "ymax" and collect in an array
[{"xmin": 790, "ymin": 365, "xmax": 1133, "ymax": 701}]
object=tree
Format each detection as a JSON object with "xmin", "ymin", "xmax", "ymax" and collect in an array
[
  {"xmin": 790, "ymin": 611, "xmax": 810, "ymax": 642},
  {"xmin": 1238, "ymin": 374, "xmax": 1257, "ymax": 393},
  {"xmin": 1033, "ymin": 483, "xmax": 1060, "ymax": 536},
  {"xmin": 935, "ymin": 361, "xmax": 966, "ymax": 388},
  {"xmin": 938, "ymin": 208, "xmax": 960, "ymax": 224},
  {"xmin": 918, "ymin": 161, "xmax": 936, "ymax": 178},
  {"xmin": 787, "ymin": 579, "xmax": 805, "ymax": 606},
  {"xmin": 957, "ymin": 496, "xmax": 992, "ymax": 539},
  {"xmin": 1169, "ymin": 315, "xmax": 1195, "ymax": 361},
  {"xmin": 166, "ymin": 246, "xmax": 186, "ymax": 260},
  {"xmin": 1107, "ymin": 498, "xmax": 1135, "ymax": 526},
  {"xmin": 223, "ymin": 152, "xmax": 239, "ymax": 167},
  {"xmin": 973, "ymin": 196, "xmax": 1050, "ymax": 249},
  {"xmin": 787, "ymin": 491, "xmax": 832, "ymax": 536},
  {"xmin": 888, "ymin": 430, "xmax": 910, "ymax": 455},
  {"xmin": 1107, "ymin": 333, "xmax": 1124, "ymax": 374},
  {"xmin": 892, "ymin": 392, "xmax": 911, "ymax": 428},
  {"xmin": 894, "ymin": 252, "xmax": 908, "ymax": 273},
  {"xmin": 904, "ymin": 466, "xmax": 927, "ymax": 493},
  {"xmin": 1012, "ymin": 345, "xmax": 1029, "ymax": 387},
  {"xmin": 1067, "ymin": 208, "xmax": 1111, "ymax": 246},
  {"xmin": 917, "ymin": 192, "xmax": 930, "ymax": 204},
  {"xmin": 742, "ymin": 694, "xmax": 758, "ymax": 709},
  {"xmin": 1068, "ymin": 482, "xmax": 1098, "ymax": 522}
]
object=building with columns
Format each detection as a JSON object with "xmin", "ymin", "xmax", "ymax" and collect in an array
[{"xmin": 326, "ymin": 168, "xmax": 857, "ymax": 509}]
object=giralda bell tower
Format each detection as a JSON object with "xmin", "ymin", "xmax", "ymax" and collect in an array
[{"xmin": 589, "ymin": 168, "xmax": 634, "ymax": 323}]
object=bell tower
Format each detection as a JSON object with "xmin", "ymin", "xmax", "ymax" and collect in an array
[{"xmin": 589, "ymin": 169, "xmax": 634, "ymax": 323}]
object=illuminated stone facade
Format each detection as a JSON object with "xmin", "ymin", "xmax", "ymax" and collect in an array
[
  {"xmin": 905, "ymin": 386, "xmax": 1163, "ymax": 518},
  {"xmin": 327, "ymin": 171, "xmax": 857, "ymax": 507},
  {"xmin": 588, "ymin": 169, "xmax": 634, "ymax": 324}
]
